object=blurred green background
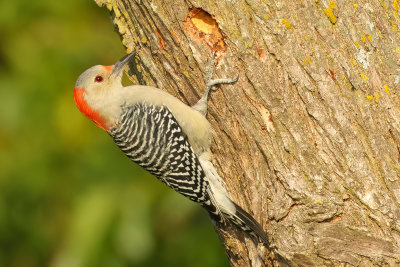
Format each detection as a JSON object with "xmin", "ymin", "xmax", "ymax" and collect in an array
[{"xmin": 0, "ymin": 1, "xmax": 229, "ymax": 266}]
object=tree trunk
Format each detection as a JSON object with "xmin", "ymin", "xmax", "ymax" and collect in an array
[{"xmin": 94, "ymin": 0, "xmax": 400, "ymax": 266}]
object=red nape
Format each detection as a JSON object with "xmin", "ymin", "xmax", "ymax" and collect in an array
[
  {"xmin": 73, "ymin": 88, "xmax": 108, "ymax": 131},
  {"xmin": 102, "ymin": 65, "xmax": 114, "ymax": 72}
]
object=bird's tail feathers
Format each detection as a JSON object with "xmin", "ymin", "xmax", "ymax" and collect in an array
[
  {"xmin": 227, "ymin": 202, "xmax": 269, "ymax": 245},
  {"xmin": 198, "ymin": 154, "xmax": 268, "ymax": 245}
]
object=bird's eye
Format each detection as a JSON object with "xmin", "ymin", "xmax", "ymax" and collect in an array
[{"xmin": 95, "ymin": 76, "xmax": 103, "ymax": 82}]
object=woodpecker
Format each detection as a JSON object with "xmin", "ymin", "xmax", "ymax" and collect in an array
[{"xmin": 73, "ymin": 53, "xmax": 268, "ymax": 244}]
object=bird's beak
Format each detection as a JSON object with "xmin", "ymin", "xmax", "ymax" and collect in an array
[{"xmin": 110, "ymin": 53, "xmax": 135, "ymax": 79}]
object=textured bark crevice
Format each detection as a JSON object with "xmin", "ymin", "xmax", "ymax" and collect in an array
[{"xmin": 94, "ymin": 0, "xmax": 400, "ymax": 266}]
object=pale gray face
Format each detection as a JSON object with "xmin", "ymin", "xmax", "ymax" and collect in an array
[
  {"xmin": 73, "ymin": 54, "xmax": 134, "ymax": 130},
  {"xmin": 74, "ymin": 65, "xmax": 115, "ymax": 96},
  {"xmin": 74, "ymin": 53, "xmax": 134, "ymax": 96}
]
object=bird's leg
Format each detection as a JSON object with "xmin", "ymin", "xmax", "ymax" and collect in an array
[{"xmin": 193, "ymin": 53, "xmax": 238, "ymax": 116}]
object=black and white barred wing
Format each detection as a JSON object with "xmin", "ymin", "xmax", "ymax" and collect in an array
[
  {"xmin": 109, "ymin": 103, "xmax": 269, "ymax": 243},
  {"xmin": 109, "ymin": 103, "xmax": 210, "ymax": 204}
]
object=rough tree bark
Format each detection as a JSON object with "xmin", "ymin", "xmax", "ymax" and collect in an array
[{"xmin": 94, "ymin": 0, "xmax": 400, "ymax": 266}]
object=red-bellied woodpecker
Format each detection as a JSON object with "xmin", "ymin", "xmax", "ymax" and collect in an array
[{"xmin": 73, "ymin": 53, "xmax": 268, "ymax": 244}]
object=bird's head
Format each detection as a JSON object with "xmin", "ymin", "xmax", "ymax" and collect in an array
[{"xmin": 73, "ymin": 53, "xmax": 133, "ymax": 131}]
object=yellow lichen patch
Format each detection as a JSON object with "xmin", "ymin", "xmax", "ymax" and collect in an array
[
  {"xmin": 122, "ymin": 38, "xmax": 128, "ymax": 48},
  {"xmin": 141, "ymin": 37, "xmax": 147, "ymax": 44},
  {"xmin": 329, "ymin": 0, "xmax": 338, "ymax": 9},
  {"xmin": 396, "ymin": 47, "xmax": 400, "ymax": 54},
  {"xmin": 105, "ymin": 2, "xmax": 113, "ymax": 10},
  {"xmin": 384, "ymin": 85, "xmax": 390, "ymax": 95},
  {"xmin": 361, "ymin": 73, "xmax": 369, "ymax": 80},
  {"xmin": 324, "ymin": 8, "xmax": 337, "ymax": 24},
  {"xmin": 135, "ymin": 63, "xmax": 141, "ymax": 73},
  {"xmin": 367, "ymin": 95, "xmax": 374, "ymax": 101},
  {"xmin": 395, "ymin": 0, "xmax": 399, "ymax": 18},
  {"xmin": 244, "ymin": 42, "xmax": 253, "ymax": 49},
  {"xmin": 315, "ymin": 200, "xmax": 323, "ymax": 204},
  {"xmin": 350, "ymin": 59, "xmax": 357, "ymax": 65},
  {"xmin": 282, "ymin": 19, "xmax": 292, "ymax": 29},
  {"xmin": 113, "ymin": 4, "xmax": 121, "ymax": 17},
  {"xmin": 354, "ymin": 41, "xmax": 360, "ymax": 47},
  {"xmin": 265, "ymin": 14, "xmax": 271, "ymax": 19},
  {"xmin": 362, "ymin": 31, "xmax": 372, "ymax": 42},
  {"xmin": 303, "ymin": 57, "xmax": 311, "ymax": 64},
  {"xmin": 354, "ymin": 3, "xmax": 360, "ymax": 9},
  {"xmin": 375, "ymin": 92, "xmax": 381, "ymax": 102}
]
